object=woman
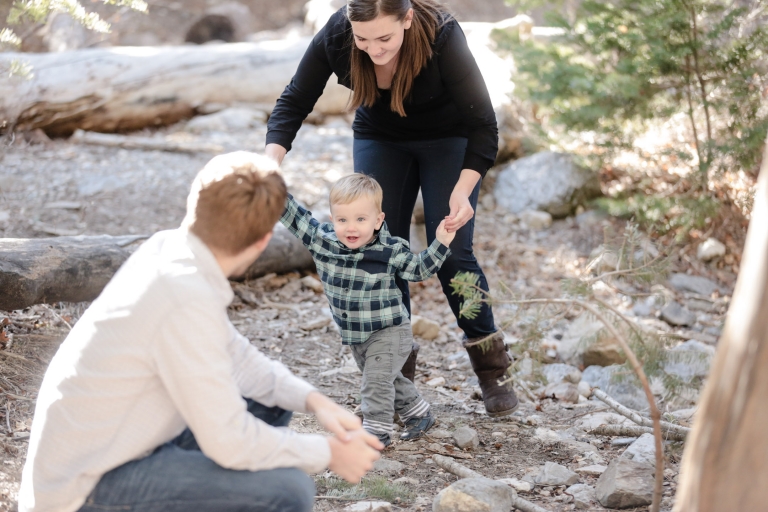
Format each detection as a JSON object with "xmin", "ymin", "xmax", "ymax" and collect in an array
[{"xmin": 265, "ymin": 0, "xmax": 518, "ymax": 417}]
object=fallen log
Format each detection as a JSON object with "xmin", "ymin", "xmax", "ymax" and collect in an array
[
  {"xmin": 0, "ymin": 226, "xmax": 314, "ymax": 311},
  {"xmin": 0, "ymin": 38, "xmax": 350, "ymax": 137}
]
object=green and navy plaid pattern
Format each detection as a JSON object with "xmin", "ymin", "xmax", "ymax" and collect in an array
[{"xmin": 280, "ymin": 195, "xmax": 451, "ymax": 344}]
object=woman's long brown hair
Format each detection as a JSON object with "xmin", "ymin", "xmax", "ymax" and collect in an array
[{"xmin": 347, "ymin": 0, "xmax": 451, "ymax": 117}]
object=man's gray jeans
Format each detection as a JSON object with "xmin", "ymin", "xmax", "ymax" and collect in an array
[
  {"xmin": 350, "ymin": 321, "xmax": 429, "ymax": 435},
  {"xmin": 77, "ymin": 400, "xmax": 315, "ymax": 512}
]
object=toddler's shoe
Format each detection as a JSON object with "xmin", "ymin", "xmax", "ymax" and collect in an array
[{"xmin": 399, "ymin": 412, "xmax": 435, "ymax": 440}]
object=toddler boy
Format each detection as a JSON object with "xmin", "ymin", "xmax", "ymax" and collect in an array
[{"xmin": 280, "ymin": 174, "xmax": 455, "ymax": 446}]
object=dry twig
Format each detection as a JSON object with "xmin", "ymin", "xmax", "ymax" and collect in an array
[
  {"xmin": 592, "ymin": 388, "xmax": 691, "ymax": 436},
  {"xmin": 590, "ymin": 424, "xmax": 687, "ymax": 442}
]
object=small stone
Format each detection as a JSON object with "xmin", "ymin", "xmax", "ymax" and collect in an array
[
  {"xmin": 533, "ymin": 428, "xmax": 562, "ymax": 444},
  {"xmin": 393, "ymin": 477, "xmax": 419, "ymax": 486},
  {"xmin": 497, "ymin": 478, "xmax": 533, "ymax": 493},
  {"xmin": 432, "ymin": 478, "xmax": 514, "ymax": 512},
  {"xmin": 668, "ymin": 273, "xmax": 721, "ymax": 297},
  {"xmin": 621, "ymin": 433, "xmax": 657, "ymax": 467},
  {"xmin": 660, "ymin": 302, "xmax": 696, "ymax": 327},
  {"xmin": 577, "ymin": 380, "xmax": 592, "ymax": 397},
  {"xmin": 566, "ymin": 483, "xmax": 597, "ymax": 510},
  {"xmin": 452, "ymin": 426, "xmax": 480, "ymax": 450},
  {"xmin": 540, "ymin": 381, "xmax": 580, "ymax": 403},
  {"xmin": 372, "ymin": 459, "xmax": 404, "ymax": 475},
  {"xmin": 519, "ymin": 210, "xmax": 553, "ymax": 230},
  {"xmin": 426, "ymin": 376, "xmax": 446, "ymax": 387},
  {"xmin": 411, "ymin": 315, "xmax": 441, "ymax": 340},
  {"xmin": 300, "ymin": 275, "xmax": 324, "ymax": 293},
  {"xmin": 491, "ymin": 431, "xmax": 505, "ymax": 439},
  {"xmin": 697, "ymin": 238, "xmax": 726, "ymax": 262},
  {"xmin": 668, "ymin": 407, "xmax": 697, "ymax": 424},
  {"xmin": 595, "ymin": 458, "xmax": 654, "ymax": 509},
  {"xmin": 534, "ymin": 462, "xmax": 580, "ymax": 486},
  {"xmin": 575, "ymin": 465, "xmax": 607, "ymax": 476},
  {"xmin": 664, "ymin": 340, "xmax": 715, "ymax": 382},
  {"xmin": 342, "ymin": 501, "xmax": 392, "ymax": 512}
]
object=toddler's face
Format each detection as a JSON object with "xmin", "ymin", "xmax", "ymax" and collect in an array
[{"xmin": 330, "ymin": 196, "xmax": 385, "ymax": 249}]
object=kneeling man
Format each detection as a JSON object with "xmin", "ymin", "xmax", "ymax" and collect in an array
[{"xmin": 19, "ymin": 152, "xmax": 382, "ymax": 512}]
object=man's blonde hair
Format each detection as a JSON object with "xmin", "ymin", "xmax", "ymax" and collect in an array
[
  {"xmin": 186, "ymin": 152, "xmax": 287, "ymax": 255},
  {"xmin": 329, "ymin": 174, "xmax": 383, "ymax": 211}
]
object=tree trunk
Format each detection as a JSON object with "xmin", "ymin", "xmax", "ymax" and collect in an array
[
  {"xmin": 0, "ymin": 38, "xmax": 350, "ymax": 137},
  {"xmin": 674, "ymin": 141, "xmax": 768, "ymax": 511},
  {"xmin": 0, "ymin": 227, "xmax": 314, "ymax": 311}
]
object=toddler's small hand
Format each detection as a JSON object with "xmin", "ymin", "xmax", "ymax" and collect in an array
[{"xmin": 436, "ymin": 219, "xmax": 455, "ymax": 247}]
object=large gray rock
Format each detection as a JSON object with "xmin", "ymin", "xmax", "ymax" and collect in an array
[
  {"xmin": 663, "ymin": 340, "xmax": 714, "ymax": 383},
  {"xmin": 581, "ymin": 365, "xmax": 648, "ymax": 412},
  {"xmin": 493, "ymin": 152, "xmax": 601, "ymax": 217},
  {"xmin": 621, "ymin": 433, "xmax": 657, "ymax": 467},
  {"xmin": 534, "ymin": 462, "xmax": 580, "ymax": 486},
  {"xmin": 432, "ymin": 477, "xmax": 514, "ymax": 512},
  {"xmin": 668, "ymin": 273, "xmax": 722, "ymax": 297},
  {"xmin": 595, "ymin": 458, "xmax": 654, "ymax": 509}
]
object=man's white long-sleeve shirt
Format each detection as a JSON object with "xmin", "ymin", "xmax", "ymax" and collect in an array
[{"xmin": 19, "ymin": 229, "xmax": 331, "ymax": 512}]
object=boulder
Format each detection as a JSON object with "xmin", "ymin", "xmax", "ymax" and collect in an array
[
  {"xmin": 581, "ymin": 365, "xmax": 648, "ymax": 412},
  {"xmin": 621, "ymin": 433, "xmax": 657, "ymax": 467},
  {"xmin": 663, "ymin": 340, "xmax": 714, "ymax": 383},
  {"xmin": 432, "ymin": 477, "xmax": 514, "ymax": 512},
  {"xmin": 595, "ymin": 458, "xmax": 654, "ymax": 509},
  {"xmin": 493, "ymin": 152, "xmax": 601, "ymax": 217}
]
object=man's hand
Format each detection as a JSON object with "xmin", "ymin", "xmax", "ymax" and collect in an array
[
  {"xmin": 328, "ymin": 429, "xmax": 383, "ymax": 483},
  {"xmin": 265, "ymin": 143, "xmax": 287, "ymax": 166},
  {"xmin": 306, "ymin": 391, "xmax": 361, "ymax": 442},
  {"xmin": 436, "ymin": 219, "xmax": 455, "ymax": 247}
]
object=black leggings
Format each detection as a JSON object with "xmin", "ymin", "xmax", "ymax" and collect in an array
[{"xmin": 353, "ymin": 136, "xmax": 496, "ymax": 339}]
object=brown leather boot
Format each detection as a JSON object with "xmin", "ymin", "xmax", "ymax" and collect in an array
[
  {"xmin": 463, "ymin": 331, "xmax": 519, "ymax": 417},
  {"xmin": 400, "ymin": 342, "xmax": 420, "ymax": 382}
]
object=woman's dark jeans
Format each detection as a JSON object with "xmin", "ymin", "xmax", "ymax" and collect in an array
[
  {"xmin": 77, "ymin": 400, "xmax": 315, "ymax": 512},
  {"xmin": 354, "ymin": 136, "xmax": 496, "ymax": 339}
]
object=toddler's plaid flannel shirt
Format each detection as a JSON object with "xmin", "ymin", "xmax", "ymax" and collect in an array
[{"xmin": 280, "ymin": 195, "xmax": 451, "ymax": 344}]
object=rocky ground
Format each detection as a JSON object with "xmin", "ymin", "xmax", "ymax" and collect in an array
[{"xmin": 0, "ymin": 109, "xmax": 738, "ymax": 511}]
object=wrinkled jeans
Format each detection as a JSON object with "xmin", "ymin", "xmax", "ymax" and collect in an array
[{"xmin": 77, "ymin": 400, "xmax": 315, "ymax": 512}]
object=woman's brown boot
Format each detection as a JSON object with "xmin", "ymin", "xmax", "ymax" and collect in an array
[
  {"xmin": 400, "ymin": 342, "xmax": 420, "ymax": 382},
  {"xmin": 463, "ymin": 331, "xmax": 519, "ymax": 417}
]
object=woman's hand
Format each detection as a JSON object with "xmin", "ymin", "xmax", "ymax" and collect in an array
[
  {"xmin": 265, "ymin": 143, "xmax": 287, "ymax": 166},
  {"xmin": 445, "ymin": 169, "xmax": 481, "ymax": 232}
]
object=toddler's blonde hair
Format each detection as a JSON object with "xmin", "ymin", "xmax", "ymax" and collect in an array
[{"xmin": 329, "ymin": 174, "xmax": 383, "ymax": 212}]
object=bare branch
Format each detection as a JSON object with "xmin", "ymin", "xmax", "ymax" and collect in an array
[
  {"xmin": 592, "ymin": 388, "xmax": 691, "ymax": 436},
  {"xmin": 590, "ymin": 424, "xmax": 687, "ymax": 442}
]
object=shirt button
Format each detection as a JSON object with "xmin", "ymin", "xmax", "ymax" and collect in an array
[
  {"xmin": 344, "ymin": 287, "xmax": 350, "ymax": 292},
  {"xmin": 342, "ymin": 313, "xmax": 348, "ymax": 318}
]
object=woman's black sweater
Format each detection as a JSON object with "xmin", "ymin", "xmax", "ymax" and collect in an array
[{"xmin": 266, "ymin": 8, "xmax": 499, "ymax": 177}]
